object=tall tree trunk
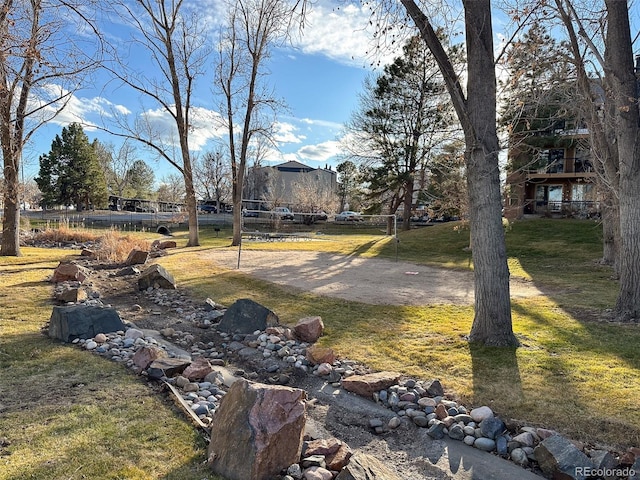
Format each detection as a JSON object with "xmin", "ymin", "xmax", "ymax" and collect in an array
[
  {"xmin": 1, "ymin": 151, "xmax": 22, "ymax": 256},
  {"xmin": 606, "ymin": 0, "xmax": 640, "ymax": 321},
  {"xmin": 600, "ymin": 193, "xmax": 619, "ymax": 272},
  {"xmin": 401, "ymin": 0, "xmax": 517, "ymax": 346}
]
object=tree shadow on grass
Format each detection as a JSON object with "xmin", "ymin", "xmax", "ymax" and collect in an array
[{"xmin": 469, "ymin": 343, "xmax": 523, "ymax": 406}]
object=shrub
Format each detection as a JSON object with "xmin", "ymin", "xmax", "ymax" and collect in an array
[{"xmin": 94, "ymin": 229, "xmax": 151, "ymax": 263}]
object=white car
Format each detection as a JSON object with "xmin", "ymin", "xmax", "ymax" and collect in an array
[
  {"xmin": 335, "ymin": 211, "xmax": 363, "ymax": 222},
  {"xmin": 271, "ymin": 207, "xmax": 294, "ymax": 220}
]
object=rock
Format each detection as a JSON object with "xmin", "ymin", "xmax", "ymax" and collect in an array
[
  {"xmin": 125, "ymin": 328, "xmax": 144, "ymax": 340},
  {"xmin": 146, "ymin": 357, "xmax": 191, "ymax": 379},
  {"xmin": 81, "ymin": 248, "xmax": 95, "ymax": 257},
  {"xmin": 427, "ymin": 421, "xmax": 445, "ymax": 439},
  {"xmin": 303, "ymin": 467, "xmax": 332, "ymax": 480},
  {"xmin": 48, "ymin": 305, "xmax": 126, "ymax": 343},
  {"xmin": 293, "ymin": 316, "xmax": 324, "ymax": 343},
  {"xmin": 115, "ymin": 266, "xmax": 140, "ymax": 277},
  {"xmin": 94, "ymin": 333, "xmax": 107, "ymax": 343},
  {"xmin": 138, "ymin": 264, "xmax": 176, "ymax": 290},
  {"xmin": 448, "ymin": 424, "xmax": 465, "ymax": 441},
  {"xmin": 300, "ymin": 455, "xmax": 326, "ymax": 468},
  {"xmin": 435, "ymin": 404, "xmax": 448, "ymax": 420},
  {"xmin": 464, "ymin": 435, "xmax": 475, "ymax": 446},
  {"xmin": 217, "ymin": 299, "xmax": 279, "ymax": 335},
  {"xmin": 208, "ymin": 379, "xmax": 306, "ymax": 480},
  {"xmin": 496, "ymin": 435, "xmax": 508, "ymax": 455},
  {"xmin": 341, "ymin": 372, "xmax": 401, "ymax": 398},
  {"xmin": 326, "ymin": 442, "xmax": 352, "ymax": 470},
  {"xmin": 182, "ymin": 356, "xmax": 214, "ymax": 380},
  {"xmin": 287, "ymin": 464, "xmax": 303, "ymax": 479},
  {"xmin": 470, "ymin": 406, "xmax": 493, "ymax": 423},
  {"xmin": 630, "ymin": 457, "xmax": 640, "ymax": 480},
  {"xmin": 132, "ymin": 346, "xmax": 168, "ymax": 369},
  {"xmin": 305, "ymin": 346, "xmax": 336, "ymax": 365},
  {"xmin": 479, "ymin": 415, "xmax": 505, "ymax": 439},
  {"xmin": 474, "ymin": 438, "xmax": 496, "ymax": 452},
  {"xmin": 51, "ymin": 263, "xmax": 89, "ymax": 283},
  {"xmin": 418, "ymin": 397, "xmax": 437, "ymax": 408},
  {"xmin": 125, "ymin": 249, "xmax": 149, "ymax": 266},
  {"xmin": 413, "ymin": 416, "xmax": 429, "ymax": 428},
  {"xmin": 510, "ymin": 448, "xmax": 529, "ymax": 466},
  {"xmin": 424, "ymin": 379, "xmax": 444, "ymax": 397},
  {"xmin": 316, "ymin": 363, "xmax": 333, "ymax": 376},
  {"xmin": 155, "ymin": 240, "xmax": 177, "ymax": 249},
  {"xmin": 388, "ymin": 417, "xmax": 401, "ymax": 429},
  {"xmin": 55, "ymin": 286, "xmax": 87, "ymax": 303},
  {"xmin": 589, "ymin": 449, "xmax": 618, "ymax": 480},
  {"xmin": 204, "ymin": 298, "xmax": 225, "ymax": 311},
  {"xmin": 534, "ymin": 435, "xmax": 594, "ymax": 480},
  {"xmin": 304, "ymin": 438, "xmax": 342, "ymax": 457},
  {"xmin": 335, "ymin": 452, "xmax": 402, "ymax": 480},
  {"xmin": 513, "ymin": 431, "xmax": 536, "ymax": 447}
]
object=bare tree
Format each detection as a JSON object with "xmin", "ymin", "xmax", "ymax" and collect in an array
[
  {"xmin": 215, "ymin": 0, "xmax": 301, "ymax": 246},
  {"xmin": 104, "ymin": 0, "xmax": 210, "ymax": 246},
  {"xmin": 394, "ymin": 0, "xmax": 518, "ymax": 346},
  {"xmin": 157, "ymin": 173, "xmax": 185, "ymax": 203},
  {"xmin": 193, "ymin": 148, "xmax": 231, "ymax": 212},
  {"xmin": 96, "ymin": 140, "xmax": 139, "ymax": 198},
  {"xmin": 0, "ymin": 0, "xmax": 101, "ymax": 256}
]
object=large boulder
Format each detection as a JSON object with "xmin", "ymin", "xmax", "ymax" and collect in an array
[
  {"xmin": 341, "ymin": 371, "xmax": 402, "ymax": 399},
  {"xmin": 125, "ymin": 249, "xmax": 149, "ymax": 266},
  {"xmin": 217, "ymin": 299, "xmax": 279, "ymax": 335},
  {"xmin": 50, "ymin": 263, "xmax": 89, "ymax": 283},
  {"xmin": 335, "ymin": 452, "xmax": 402, "ymax": 480},
  {"xmin": 138, "ymin": 264, "xmax": 176, "ymax": 290},
  {"xmin": 208, "ymin": 379, "xmax": 306, "ymax": 480},
  {"xmin": 534, "ymin": 435, "xmax": 594, "ymax": 480},
  {"xmin": 48, "ymin": 305, "xmax": 126, "ymax": 343}
]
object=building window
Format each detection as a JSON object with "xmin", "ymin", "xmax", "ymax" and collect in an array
[
  {"xmin": 571, "ymin": 184, "xmax": 594, "ymax": 202},
  {"xmin": 537, "ymin": 149, "xmax": 565, "ymax": 173}
]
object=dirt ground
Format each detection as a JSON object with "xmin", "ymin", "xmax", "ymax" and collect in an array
[{"xmin": 202, "ymin": 248, "xmax": 544, "ymax": 305}]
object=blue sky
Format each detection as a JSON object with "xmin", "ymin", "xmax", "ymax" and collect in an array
[
  {"xmin": 21, "ymin": 0, "xmax": 387, "ymax": 183},
  {"xmin": 21, "ymin": 0, "xmax": 639, "ymax": 186}
]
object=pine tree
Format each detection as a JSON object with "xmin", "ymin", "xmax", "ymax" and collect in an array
[{"xmin": 35, "ymin": 124, "xmax": 108, "ymax": 210}]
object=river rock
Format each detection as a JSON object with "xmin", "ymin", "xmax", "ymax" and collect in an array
[
  {"xmin": 138, "ymin": 264, "xmax": 176, "ymax": 290},
  {"xmin": 293, "ymin": 316, "xmax": 324, "ymax": 343}
]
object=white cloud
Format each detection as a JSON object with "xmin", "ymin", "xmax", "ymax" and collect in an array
[
  {"xmin": 274, "ymin": 121, "xmax": 306, "ymax": 144},
  {"xmin": 291, "ymin": 1, "xmax": 398, "ymax": 66},
  {"xmin": 34, "ymin": 84, "xmax": 131, "ymax": 130},
  {"xmin": 140, "ymin": 105, "xmax": 226, "ymax": 151},
  {"xmin": 297, "ymin": 139, "xmax": 342, "ymax": 162}
]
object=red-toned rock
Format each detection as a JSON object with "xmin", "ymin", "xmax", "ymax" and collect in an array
[
  {"xmin": 182, "ymin": 356, "xmax": 214, "ymax": 381},
  {"xmin": 51, "ymin": 263, "xmax": 89, "ymax": 283},
  {"xmin": 326, "ymin": 443, "xmax": 353, "ymax": 471},
  {"xmin": 55, "ymin": 287, "xmax": 87, "ymax": 303},
  {"xmin": 125, "ymin": 249, "xmax": 149, "ymax": 266},
  {"xmin": 305, "ymin": 438, "xmax": 342, "ymax": 456},
  {"xmin": 294, "ymin": 316, "xmax": 324, "ymax": 343},
  {"xmin": 435, "ymin": 404, "xmax": 448, "ymax": 420},
  {"xmin": 306, "ymin": 345, "xmax": 336, "ymax": 365},
  {"xmin": 208, "ymin": 379, "xmax": 306, "ymax": 480},
  {"xmin": 335, "ymin": 452, "xmax": 402, "ymax": 480},
  {"xmin": 153, "ymin": 240, "xmax": 177, "ymax": 250},
  {"xmin": 341, "ymin": 371, "xmax": 402, "ymax": 398},
  {"xmin": 132, "ymin": 346, "xmax": 168, "ymax": 369}
]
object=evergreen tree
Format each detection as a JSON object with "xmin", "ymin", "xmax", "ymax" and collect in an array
[
  {"xmin": 345, "ymin": 35, "xmax": 457, "ymax": 231},
  {"xmin": 125, "ymin": 160, "xmax": 155, "ymax": 199},
  {"xmin": 35, "ymin": 124, "xmax": 108, "ymax": 210}
]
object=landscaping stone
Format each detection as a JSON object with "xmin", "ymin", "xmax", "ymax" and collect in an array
[
  {"xmin": 470, "ymin": 406, "xmax": 493, "ymax": 423},
  {"xmin": 132, "ymin": 345, "xmax": 168, "ymax": 369},
  {"xmin": 217, "ymin": 299, "xmax": 279, "ymax": 334},
  {"xmin": 306, "ymin": 346, "xmax": 336, "ymax": 365},
  {"xmin": 55, "ymin": 286, "xmax": 87, "ymax": 303},
  {"xmin": 48, "ymin": 305, "xmax": 126, "ymax": 342},
  {"xmin": 474, "ymin": 438, "xmax": 496, "ymax": 452},
  {"xmin": 534, "ymin": 434, "xmax": 594, "ymax": 480},
  {"xmin": 334, "ymin": 452, "xmax": 402, "ymax": 480},
  {"xmin": 146, "ymin": 357, "xmax": 191, "ymax": 379},
  {"xmin": 341, "ymin": 371, "xmax": 401, "ymax": 398},
  {"xmin": 293, "ymin": 316, "xmax": 324, "ymax": 343},
  {"xmin": 51, "ymin": 262, "xmax": 89, "ymax": 283},
  {"xmin": 125, "ymin": 249, "xmax": 149, "ymax": 266},
  {"xmin": 208, "ymin": 379, "xmax": 306, "ymax": 480},
  {"xmin": 138, "ymin": 264, "xmax": 176, "ymax": 290},
  {"xmin": 480, "ymin": 415, "xmax": 505, "ymax": 439},
  {"xmin": 182, "ymin": 356, "xmax": 214, "ymax": 380},
  {"xmin": 424, "ymin": 379, "xmax": 444, "ymax": 397}
]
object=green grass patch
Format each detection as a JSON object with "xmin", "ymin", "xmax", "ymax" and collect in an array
[
  {"xmin": 0, "ymin": 248, "xmax": 217, "ymax": 480},
  {"xmin": 155, "ymin": 218, "xmax": 639, "ymax": 450},
  {"xmin": 1, "ymin": 217, "xmax": 638, "ymax": 475}
]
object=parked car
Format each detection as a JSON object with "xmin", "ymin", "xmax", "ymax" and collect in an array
[
  {"xmin": 270, "ymin": 206, "xmax": 294, "ymax": 220},
  {"xmin": 242, "ymin": 208, "xmax": 259, "ymax": 217},
  {"xmin": 199, "ymin": 204, "xmax": 217, "ymax": 213},
  {"xmin": 335, "ymin": 211, "xmax": 363, "ymax": 222},
  {"xmin": 123, "ymin": 202, "xmax": 155, "ymax": 213}
]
